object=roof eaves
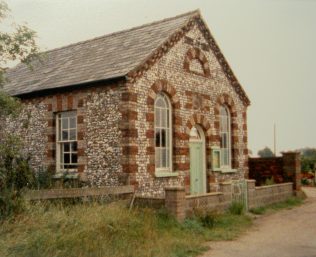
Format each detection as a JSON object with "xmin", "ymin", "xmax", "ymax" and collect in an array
[{"xmin": 13, "ymin": 75, "xmax": 126, "ymax": 98}]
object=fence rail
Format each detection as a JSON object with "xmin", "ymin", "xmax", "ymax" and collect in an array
[{"xmin": 24, "ymin": 185, "xmax": 134, "ymax": 200}]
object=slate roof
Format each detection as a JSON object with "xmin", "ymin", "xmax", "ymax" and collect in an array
[{"xmin": 3, "ymin": 10, "xmax": 199, "ymax": 96}]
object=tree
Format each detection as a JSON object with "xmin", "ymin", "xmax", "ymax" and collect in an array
[
  {"xmin": 0, "ymin": 0, "xmax": 39, "ymax": 219},
  {"xmin": 257, "ymin": 147, "xmax": 274, "ymax": 158},
  {"xmin": 0, "ymin": 0, "xmax": 38, "ymax": 116},
  {"xmin": 298, "ymin": 148, "xmax": 316, "ymax": 172}
]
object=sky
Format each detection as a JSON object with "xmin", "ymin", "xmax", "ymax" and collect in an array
[{"xmin": 4, "ymin": 0, "xmax": 316, "ymax": 156}]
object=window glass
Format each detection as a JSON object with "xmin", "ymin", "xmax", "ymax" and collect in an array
[
  {"xmin": 219, "ymin": 106, "xmax": 231, "ymax": 168},
  {"xmin": 64, "ymin": 143, "xmax": 70, "ymax": 152},
  {"xmin": 155, "ymin": 129, "xmax": 161, "ymax": 147},
  {"xmin": 69, "ymin": 130, "xmax": 76, "ymax": 140},
  {"xmin": 57, "ymin": 111, "xmax": 78, "ymax": 172},
  {"xmin": 62, "ymin": 131, "xmax": 68, "ymax": 141},
  {"xmin": 154, "ymin": 93, "xmax": 172, "ymax": 172},
  {"xmin": 62, "ymin": 118, "xmax": 68, "ymax": 129},
  {"xmin": 69, "ymin": 117, "xmax": 76, "ymax": 129}
]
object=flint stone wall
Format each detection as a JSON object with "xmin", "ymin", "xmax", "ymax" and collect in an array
[
  {"xmin": 2, "ymin": 20, "xmax": 250, "ymax": 197},
  {"xmin": 2, "ymin": 83, "xmax": 124, "ymax": 187},
  {"xmin": 129, "ymin": 24, "xmax": 249, "ymax": 197}
]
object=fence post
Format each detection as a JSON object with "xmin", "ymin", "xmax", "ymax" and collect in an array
[
  {"xmin": 282, "ymin": 151, "xmax": 301, "ymax": 191},
  {"xmin": 219, "ymin": 182, "xmax": 232, "ymax": 209},
  {"xmin": 246, "ymin": 179, "xmax": 256, "ymax": 209},
  {"xmin": 165, "ymin": 187, "xmax": 186, "ymax": 222}
]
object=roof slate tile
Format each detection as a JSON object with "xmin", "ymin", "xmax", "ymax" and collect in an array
[{"xmin": 3, "ymin": 10, "xmax": 198, "ymax": 96}]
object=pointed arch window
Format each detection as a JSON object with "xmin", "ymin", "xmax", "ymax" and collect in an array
[
  {"xmin": 155, "ymin": 93, "xmax": 172, "ymax": 173},
  {"xmin": 219, "ymin": 105, "xmax": 231, "ymax": 169}
]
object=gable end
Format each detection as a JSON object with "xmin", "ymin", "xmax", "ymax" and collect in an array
[{"xmin": 127, "ymin": 13, "xmax": 250, "ymax": 107}]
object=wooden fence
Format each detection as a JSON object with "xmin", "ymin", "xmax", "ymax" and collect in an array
[{"xmin": 24, "ymin": 185, "xmax": 134, "ymax": 200}]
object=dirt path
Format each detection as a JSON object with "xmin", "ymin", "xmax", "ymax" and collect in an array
[{"xmin": 202, "ymin": 187, "xmax": 316, "ymax": 257}]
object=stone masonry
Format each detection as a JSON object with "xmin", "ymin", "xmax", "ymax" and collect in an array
[
  {"xmin": 2, "ymin": 12, "xmax": 250, "ymax": 197},
  {"xmin": 127, "ymin": 23, "xmax": 249, "ymax": 196},
  {"xmin": 3, "ymin": 82, "xmax": 125, "ymax": 187}
]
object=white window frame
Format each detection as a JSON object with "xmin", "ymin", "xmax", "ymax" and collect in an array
[
  {"xmin": 211, "ymin": 146, "xmax": 221, "ymax": 171},
  {"xmin": 219, "ymin": 105, "xmax": 232, "ymax": 172},
  {"xmin": 154, "ymin": 92, "xmax": 174, "ymax": 176},
  {"xmin": 56, "ymin": 111, "xmax": 78, "ymax": 174}
]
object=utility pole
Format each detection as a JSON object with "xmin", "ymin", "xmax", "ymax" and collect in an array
[{"xmin": 274, "ymin": 123, "xmax": 276, "ymax": 156}]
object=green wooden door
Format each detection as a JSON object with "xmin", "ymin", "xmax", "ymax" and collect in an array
[{"xmin": 190, "ymin": 141, "xmax": 205, "ymax": 194}]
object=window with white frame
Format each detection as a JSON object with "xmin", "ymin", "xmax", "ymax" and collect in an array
[
  {"xmin": 219, "ymin": 106, "xmax": 231, "ymax": 169},
  {"xmin": 154, "ymin": 93, "xmax": 172, "ymax": 172},
  {"xmin": 56, "ymin": 111, "xmax": 78, "ymax": 172}
]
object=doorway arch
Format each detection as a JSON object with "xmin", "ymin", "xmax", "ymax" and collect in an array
[{"xmin": 189, "ymin": 125, "xmax": 206, "ymax": 194}]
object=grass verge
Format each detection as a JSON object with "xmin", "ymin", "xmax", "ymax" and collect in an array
[
  {"xmin": 0, "ymin": 201, "xmax": 252, "ymax": 257},
  {"xmin": 249, "ymin": 196, "xmax": 304, "ymax": 215}
]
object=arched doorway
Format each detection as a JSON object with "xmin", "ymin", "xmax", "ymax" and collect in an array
[{"xmin": 189, "ymin": 125, "xmax": 206, "ymax": 194}]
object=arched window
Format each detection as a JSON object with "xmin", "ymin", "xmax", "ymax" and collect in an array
[
  {"xmin": 155, "ymin": 93, "xmax": 172, "ymax": 172},
  {"xmin": 219, "ymin": 106, "xmax": 231, "ymax": 169}
]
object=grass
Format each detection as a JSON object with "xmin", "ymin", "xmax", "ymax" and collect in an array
[
  {"xmin": 0, "ymin": 197, "xmax": 304, "ymax": 257},
  {"xmin": 200, "ymin": 213, "xmax": 252, "ymax": 241},
  {"xmin": 249, "ymin": 196, "xmax": 304, "ymax": 215},
  {"xmin": 0, "ymin": 201, "xmax": 252, "ymax": 257}
]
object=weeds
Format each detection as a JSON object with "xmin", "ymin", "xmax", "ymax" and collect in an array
[
  {"xmin": 249, "ymin": 196, "xmax": 303, "ymax": 215},
  {"xmin": 0, "ymin": 201, "xmax": 254, "ymax": 257},
  {"xmin": 228, "ymin": 201, "xmax": 245, "ymax": 215},
  {"xmin": 0, "ymin": 202, "xmax": 204, "ymax": 257}
]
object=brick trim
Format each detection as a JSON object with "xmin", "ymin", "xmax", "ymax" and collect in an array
[
  {"xmin": 183, "ymin": 47, "xmax": 211, "ymax": 77},
  {"xmin": 45, "ymin": 92, "xmax": 87, "ymax": 175},
  {"xmin": 126, "ymin": 17, "xmax": 197, "ymax": 83},
  {"xmin": 146, "ymin": 79, "xmax": 180, "ymax": 176},
  {"xmin": 185, "ymin": 113, "xmax": 212, "ymax": 139},
  {"xmin": 126, "ymin": 14, "xmax": 250, "ymax": 107},
  {"xmin": 147, "ymin": 79, "xmax": 180, "ymax": 109}
]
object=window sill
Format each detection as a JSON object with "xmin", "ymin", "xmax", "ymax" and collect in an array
[
  {"xmin": 53, "ymin": 172, "xmax": 79, "ymax": 179},
  {"xmin": 213, "ymin": 168, "xmax": 237, "ymax": 174},
  {"xmin": 155, "ymin": 172, "xmax": 179, "ymax": 178},
  {"xmin": 220, "ymin": 168, "xmax": 237, "ymax": 174}
]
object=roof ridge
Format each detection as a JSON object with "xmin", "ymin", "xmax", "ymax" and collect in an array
[{"xmin": 42, "ymin": 9, "xmax": 200, "ymax": 55}]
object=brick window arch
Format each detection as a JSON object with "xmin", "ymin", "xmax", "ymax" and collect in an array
[{"xmin": 183, "ymin": 47, "xmax": 210, "ymax": 77}]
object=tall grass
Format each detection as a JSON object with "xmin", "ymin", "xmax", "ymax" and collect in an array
[
  {"xmin": 0, "ymin": 201, "xmax": 253, "ymax": 257},
  {"xmin": 0, "ymin": 201, "xmax": 206, "ymax": 257}
]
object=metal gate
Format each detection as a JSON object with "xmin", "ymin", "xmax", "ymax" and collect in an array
[{"xmin": 231, "ymin": 179, "xmax": 248, "ymax": 211}]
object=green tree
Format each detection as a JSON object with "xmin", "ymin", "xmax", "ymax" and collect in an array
[
  {"xmin": 0, "ymin": 0, "xmax": 38, "ymax": 116},
  {"xmin": 299, "ymin": 148, "xmax": 316, "ymax": 172},
  {"xmin": 0, "ymin": 0, "xmax": 39, "ymax": 219},
  {"xmin": 257, "ymin": 147, "xmax": 274, "ymax": 158}
]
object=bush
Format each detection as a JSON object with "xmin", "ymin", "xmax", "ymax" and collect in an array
[
  {"xmin": 249, "ymin": 206, "xmax": 266, "ymax": 215},
  {"xmin": 263, "ymin": 177, "xmax": 275, "ymax": 186},
  {"xmin": 32, "ymin": 167, "xmax": 54, "ymax": 190},
  {"xmin": 0, "ymin": 135, "xmax": 35, "ymax": 219},
  {"xmin": 228, "ymin": 201, "xmax": 245, "ymax": 215},
  {"xmin": 190, "ymin": 208, "xmax": 219, "ymax": 229},
  {"xmin": 301, "ymin": 172, "xmax": 314, "ymax": 186},
  {"xmin": 0, "ymin": 202, "xmax": 208, "ymax": 257}
]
